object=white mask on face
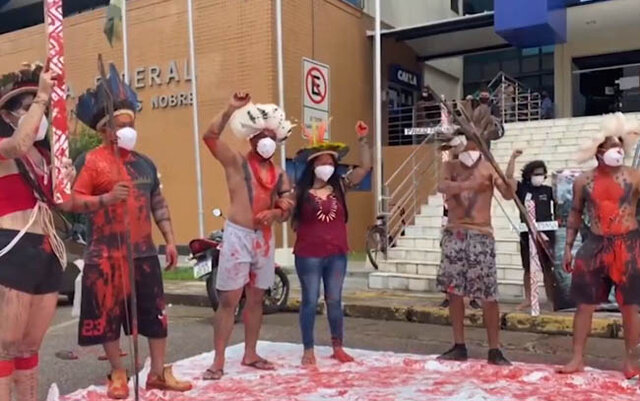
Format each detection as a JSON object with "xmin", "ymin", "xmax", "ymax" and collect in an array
[
  {"xmin": 603, "ymin": 147, "xmax": 624, "ymax": 167},
  {"xmin": 459, "ymin": 150, "xmax": 481, "ymax": 167},
  {"xmin": 12, "ymin": 114, "xmax": 49, "ymax": 141},
  {"xmin": 116, "ymin": 127, "xmax": 138, "ymax": 151},
  {"xmin": 256, "ymin": 137, "xmax": 277, "ymax": 159},
  {"xmin": 531, "ymin": 175, "xmax": 545, "ymax": 187},
  {"xmin": 314, "ymin": 165, "xmax": 335, "ymax": 182}
]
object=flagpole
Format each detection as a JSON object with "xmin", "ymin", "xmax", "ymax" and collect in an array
[
  {"xmin": 374, "ymin": 0, "xmax": 382, "ymax": 215},
  {"xmin": 187, "ymin": 0, "xmax": 205, "ymax": 238},
  {"xmin": 122, "ymin": 0, "xmax": 129, "ymax": 83},
  {"xmin": 275, "ymin": 0, "xmax": 288, "ymax": 248}
]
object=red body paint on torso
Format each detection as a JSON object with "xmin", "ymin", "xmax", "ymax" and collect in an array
[
  {"xmin": 587, "ymin": 168, "xmax": 637, "ymax": 236},
  {"xmin": 247, "ymin": 153, "xmax": 279, "ymax": 255},
  {"xmin": 591, "ymin": 171, "xmax": 626, "ymax": 234}
]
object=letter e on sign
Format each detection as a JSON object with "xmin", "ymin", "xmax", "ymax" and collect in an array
[{"xmin": 303, "ymin": 58, "xmax": 330, "ymax": 112}]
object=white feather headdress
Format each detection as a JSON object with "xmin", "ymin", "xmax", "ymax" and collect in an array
[
  {"xmin": 576, "ymin": 112, "xmax": 640, "ymax": 164},
  {"xmin": 229, "ymin": 102, "xmax": 293, "ymax": 143}
]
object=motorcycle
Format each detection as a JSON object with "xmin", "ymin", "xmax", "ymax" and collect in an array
[{"xmin": 189, "ymin": 209, "xmax": 290, "ymax": 322}]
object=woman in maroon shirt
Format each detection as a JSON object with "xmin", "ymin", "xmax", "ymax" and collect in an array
[{"xmin": 292, "ymin": 121, "xmax": 372, "ymax": 365}]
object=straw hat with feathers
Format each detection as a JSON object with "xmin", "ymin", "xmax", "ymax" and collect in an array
[
  {"xmin": 294, "ymin": 120, "xmax": 349, "ymax": 164},
  {"xmin": 229, "ymin": 102, "xmax": 293, "ymax": 143},
  {"xmin": 575, "ymin": 112, "xmax": 640, "ymax": 164}
]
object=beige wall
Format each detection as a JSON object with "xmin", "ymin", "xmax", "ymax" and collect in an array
[
  {"xmin": 554, "ymin": 0, "xmax": 640, "ymax": 117},
  {"xmin": 282, "ymin": 0, "xmax": 420, "ymax": 251},
  {"xmin": 0, "ymin": 0, "xmax": 421, "ymax": 252}
]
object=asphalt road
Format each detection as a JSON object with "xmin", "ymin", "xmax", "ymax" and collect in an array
[{"xmin": 41, "ymin": 301, "xmax": 627, "ymax": 399}]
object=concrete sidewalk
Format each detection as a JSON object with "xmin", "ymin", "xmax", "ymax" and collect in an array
[{"xmin": 164, "ymin": 280, "xmax": 624, "ymax": 340}]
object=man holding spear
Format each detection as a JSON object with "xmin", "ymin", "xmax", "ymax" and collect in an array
[
  {"xmin": 429, "ymin": 93, "xmax": 550, "ymax": 365},
  {"xmin": 435, "ymin": 106, "xmax": 516, "ymax": 365},
  {"xmin": 70, "ymin": 64, "xmax": 192, "ymax": 399}
]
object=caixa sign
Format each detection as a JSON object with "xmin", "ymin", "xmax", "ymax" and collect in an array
[{"xmin": 389, "ymin": 65, "xmax": 421, "ymax": 91}]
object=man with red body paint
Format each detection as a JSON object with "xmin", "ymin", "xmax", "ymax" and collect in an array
[
  {"xmin": 201, "ymin": 92, "xmax": 294, "ymax": 380},
  {"xmin": 70, "ymin": 65, "xmax": 192, "ymax": 399},
  {"xmin": 558, "ymin": 113, "xmax": 640, "ymax": 377}
]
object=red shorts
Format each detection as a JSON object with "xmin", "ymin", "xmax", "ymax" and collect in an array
[
  {"xmin": 78, "ymin": 256, "xmax": 167, "ymax": 346},
  {"xmin": 572, "ymin": 230, "xmax": 640, "ymax": 306}
]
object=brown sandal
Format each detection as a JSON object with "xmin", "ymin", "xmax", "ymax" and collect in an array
[{"xmin": 203, "ymin": 368, "xmax": 224, "ymax": 380}]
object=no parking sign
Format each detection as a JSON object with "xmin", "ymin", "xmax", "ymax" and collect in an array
[{"xmin": 302, "ymin": 58, "xmax": 330, "ymax": 139}]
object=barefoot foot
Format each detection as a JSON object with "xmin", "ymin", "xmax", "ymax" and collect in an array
[
  {"xmin": 331, "ymin": 347, "xmax": 355, "ymax": 363},
  {"xmin": 623, "ymin": 353, "xmax": 640, "ymax": 379},
  {"xmin": 556, "ymin": 359, "xmax": 584, "ymax": 374},
  {"xmin": 515, "ymin": 301, "xmax": 531, "ymax": 312},
  {"xmin": 301, "ymin": 350, "xmax": 316, "ymax": 366}
]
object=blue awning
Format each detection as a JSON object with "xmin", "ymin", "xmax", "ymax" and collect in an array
[{"xmin": 369, "ymin": 0, "xmax": 630, "ymax": 61}]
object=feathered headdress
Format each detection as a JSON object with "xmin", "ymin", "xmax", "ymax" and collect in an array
[
  {"xmin": 294, "ymin": 120, "xmax": 349, "ymax": 164},
  {"xmin": 229, "ymin": 102, "xmax": 292, "ymax": 143},
  {"xmin": 0, "ymin": 62, "xmax": 43, "ymax": 109},
  {"xmin": 76, "ymin": 63, "xmax": 139, "ymax": 131},
  {"xmin": 436, "ymin": 99, "xmax": 502, "ymax": 152},
  {"xmin": 576, "ymin": 112, "xmax": 640, "ymax": 164}
]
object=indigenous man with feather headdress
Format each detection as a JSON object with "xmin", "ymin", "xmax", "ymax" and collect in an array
[
  {"xmin": 557, "ymin": 113, "xmax": 640, "ymax": 377},
  {"xmin": 201, "ymin": 92, "xmax": 294, "ymax": 380},
  {"xmin": 435, "ymin": 99, "xmax": 515, "ymax": 366},
  {"xmin": 70, "ymin": 64, "xmax": 192, "ymax": 399}
]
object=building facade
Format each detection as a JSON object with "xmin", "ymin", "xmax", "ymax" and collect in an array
[{"xmin": 0, "ymin": 0, "xmax": 427, "ymax": 251}]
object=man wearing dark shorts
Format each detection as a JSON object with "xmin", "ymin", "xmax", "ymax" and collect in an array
[
  {"xmin": 558, "ymin": 113, "xmax": 640, "ymax": 377},
  {"xmin": 436, "ymin": 137, "xmax": 516, "ymax": 366},
  {"xmin": 71, "ymin": 65, "xmax": 191, "ymax": 399}
]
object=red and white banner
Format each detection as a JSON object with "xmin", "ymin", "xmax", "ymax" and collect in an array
[
  {"xmin": 526, "ymin": 197, "xmax": 542, "ymax": 317},
  {"xmin": 45, "ymin": 0, "xmax": 71, "ymax": 204}
]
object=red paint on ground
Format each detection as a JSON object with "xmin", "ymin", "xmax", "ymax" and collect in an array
[{"xmin": 56, "ymin": 343, "xmax": 640, "ymax": 401}]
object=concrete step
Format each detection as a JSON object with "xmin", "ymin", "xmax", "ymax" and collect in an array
[
  {"xmin": 368, "ymin": 272, "xmax": 544, "ymax": 301},
  {"xmin": 377, "ymin": 259, "xmax": 525, "ymax": 282},
  {"xmin": 386, "ymin": 247, "xmax": 523, "ymax": 267},
  {"xmin": 395, "ymin": 235, "xmax": 520, "ymax": 253},
  {"xmin": 404, "ymin": 225, "xmax": 521, "ymax": 241}
]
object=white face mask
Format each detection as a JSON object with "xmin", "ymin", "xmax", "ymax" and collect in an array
[
  {"xmin": 116, "ymin": 127, "xmax": 137, "ymax": 151},
  {"xmin": 12, "ymin": 114, "xmax": 49, "ymax": 141},
  {"xmin": 459, "ymin": 150, "xmax": 481, "ymax": 167},
  {"xmin": 531, "ymin": 175, "xmax": 545, "ymax": 187},
  {"xmin": 602, "ymin": 147, "xmax": 624, "ymax": 167},
  {"xmin": 256, "ymin": 137, "xmax": 276, "ymax": 159},
  {"xmin": 314, "ymin": 165, "xmax": 335, "ymax": 182}
]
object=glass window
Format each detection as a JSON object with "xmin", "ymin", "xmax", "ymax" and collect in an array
[
  {"xmin": 463, "ymin": 0, "xmax": 494, "ymax": 15},
  {"xmin": 340, "ymin": 0, "xmax": 363, "ymax": 8},
  {"xmin": 541, "ymin": 45, "xmax": 555, "ymax": 54},
  {"xmin": 483, "ymin": 60, "xmax": 501, "ymax": 78},
  {"xmin": 451, "ymin": 0, "xmax": 460, "ymax": 14},
  {"xmin": 542, "ymin": 53, "xmax": 554, "ymax": 71},
  {"xmin": 521, "ymin": 55, "xmax": 540, "ymax": 73}
]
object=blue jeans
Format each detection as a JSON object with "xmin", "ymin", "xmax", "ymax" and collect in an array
[{"xmin": 295, "ymin": 255, "xmax": 347, "ymax": 350}]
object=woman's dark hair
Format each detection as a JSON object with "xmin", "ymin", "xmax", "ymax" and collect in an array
[
  {"xmin": 0, "ymin": 94, "xmax": 23, "ymax": 138},
  {"xmin": 521, "ymin": 160, "xmax": 547, "ymax": 184},
  {"xmin": 0, "ymin": 93, "xmax": 50, "ymax": 151},
  {"xmin": 292, "ymin": 155, "xmax": 348, "ymax": 228}
]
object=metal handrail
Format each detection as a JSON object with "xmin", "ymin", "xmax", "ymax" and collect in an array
[
  {"xmin": 384, "ymin": 132, "xmax": 436, "ymax": 188},
  {"xmin": 381, "ymin": 126, "xmax": 439, "ymax": 253}
]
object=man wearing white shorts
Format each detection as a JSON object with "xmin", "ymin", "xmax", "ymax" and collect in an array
[
  {"xmin": 216, "ymin": 221, "xmax": 276, "ymax": 291},
  {"xmin": 200, "ymin": 92, "xmax": 294, "ymax": 380}
]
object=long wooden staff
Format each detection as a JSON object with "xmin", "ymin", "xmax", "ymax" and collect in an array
[
  {"xmin": 97, "ymin": 54, "xmax": 140, "ymax": 401},
  {"xmin": 424, "ymin": 85, "xmax": 552, "ymax": 261}
]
